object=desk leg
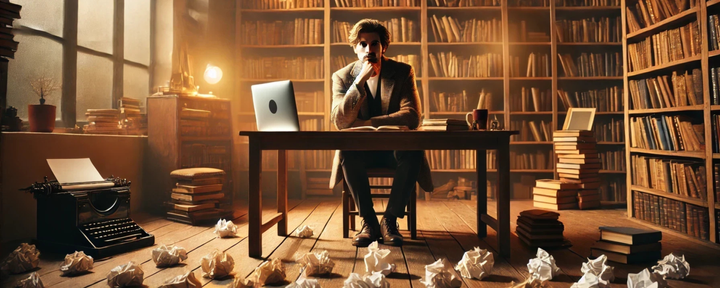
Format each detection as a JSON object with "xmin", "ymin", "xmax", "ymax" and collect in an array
[
  {"xmin": 497, "ymin": 140, "xmax": 511, "ymax": 258},
  {"xmin": 476, "ymin": 149, "xmax": 487, "ymax": 238},
  {"xmin": 277, "ymin": 150, "xmax": 288, "ymax": 236},
  {"xmin": 249, "ymin": 141, "xmax": 262, "ymax": 258}
]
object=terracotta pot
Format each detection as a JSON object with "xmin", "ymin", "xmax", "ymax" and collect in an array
[{"xmin": 28, "ymin": 104, "xmax": 56, "ymax": 132}]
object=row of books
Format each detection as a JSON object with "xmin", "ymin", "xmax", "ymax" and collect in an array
[
  {"xmin": 180, "ymin": 100, "xmax": 230, "ymax": 120},
  {"xmin": 333, "ymin": 18, "xmax": 417, "ymax": 43},
  {"xmin": 509, "ymin": 53, "xmax": 551, "ymax": 78},
  {"xmin": 509, "ymin": 21, "xmax": 550, "ymax": 42},
  {"xmin": 0, "ymin": 1, "xmax": 19, "ymax": 59},
  {"xmin": 630, "ymin": 154, "xmax": 707, "ymax": 200},
  {"xmin": 429, "ymin": 90, "xmax": 492, "ymax": 112},
  {"xmin": 711, "ymin": 115, "xmax": 720, "ymax": 153},
  {"xmin": 295, "ymin": 91, "xmax": 324, "ymax": 113},
  {"xmin": 240, "ymin": 57, "xmax": 324, "ymax": 80},
  {"xmin": 558, "ymin": 52, "xmax": 622, "ymax": 77},
  {"xmin": 556, "ymin": 0, "xmax": 620, "ymax": 6},
  {"xmin": 600, "ymin": 179, "xmax": 626, "ymax": 202},
  {"xmin": 709, "ymin": 66, "xmax": 720, "ymax": 105},
  {"xmin": 633, "ymin": 191, "xmax": 709, "ymax": 241},
  {"xmin": 330, "ymin": 54, "xmax": 421, "ymax": 75},
  {"xmin": 425, "ymin": 150, "xmax": 496, "ymax": 170},
  {"xmin": 334, "ymin": 0, "xmax": 420, "ymax": 7},
  {"xmin": 120, "ymin": 97, "xmax": 145, "ymax": 135},
  {"xmin": 428, "ymin": 52, "xmax": 503, "ymax": 77},
  {"xmin": 554, "ymin": 17, "xmax": 621, "ymax": 43},
  {"xmin": 83, "ymin": 109, "xmax": 122, "ymax": 135},
  {"xmin": 629, "ymin": 115, "xmax": 705, "ymax": 152},
  {"xmin": 241, "ymin": 0, "xmax": 323, "ymax": 9},
  {"xmin": 430, "ymin": 0, "xmax": 500, "ymax": 6},
  {"xmin": 510, "ymin": 87, "xmax": 552, "ymax": 112},
  {"xmin": 181, "ymin": 144, "xmax": 231, "ymax": 172},
  {"xmin": 627, "ymin": 21, "xmax": 701, "ymax": 72},
  {"xmin": 626, "ymin": 0, "xmax": 695, "ymax": 33},
  {"xmin": 557, "ymin": 86, "xmax": 623, "ymax": 112},
  {"xmin": 511, "ymin": 120, "xmax": 553, "ymax": 142},
  {"xmin": 240, "ymin": 19, "xmax": 324, "ymax": 45},
  {"xmin": 593, "ymin": 118, "xmax": 624, "ymax": 142},
  {"xmin": 708, "ymin": 14, "xmax": 720, "ymax": 52},
  {"xmin": 429, "ymin": 16, "xmax": 502, "ymax": 43},
  {"xmin": 510, "ymin": 150, "xmax": 553, "ymax": 169},
  {"xmin": 179, "ymin": 118, "xmax": 231, "ymax": 138},
  {"xmin": 591, "ymin": 226, "xmax": 661, "ymax": 264},
  {"xmin": 599, "ymin": 149, "xmax": 625, "ymax": 171},
  {"xmin": 628, "ymin": 69, "xmax": 703, "ymax": 109},
  {"xmin": 509, "ymin": 0, "xmax": 550, "ymax": 6}
]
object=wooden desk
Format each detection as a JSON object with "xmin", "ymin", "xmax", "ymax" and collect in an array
[{"xmin": 238, "ymin": 130, "xmax": 518, "ymax": 258}]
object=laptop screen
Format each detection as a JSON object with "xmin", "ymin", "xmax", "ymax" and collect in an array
[{"xmin": 250, "ymin": 80, "xmax": 301, "ymax": 132}]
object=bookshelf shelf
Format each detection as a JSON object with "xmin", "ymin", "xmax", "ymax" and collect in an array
[
  {"xmin": 558, "ymin": 111, "xmax": 624, "ymax": 115},
  {"xmin": 239, "ymin": 44, "xmax": 325, "ymax": 48},
  {"xmin": 511, "ymin": 141, "xmax": 552, "ymax": 144},
  {"xmin": 428, "ymin": 77, "xmax": 504, "ymax": 81},
  {"xmin": 712, "ymin": 105, "xmax": 720, "ymax": 111},
  {"xmin": 507, "ymin": 7, "xmax": 550, "ymax": 11},
  {"xmin": 713, "ymin": 154, "xmax": 720, "ymax": 159},
  {"xmin": 331, "ymin": 42, "xmax": 420, "ymax": 46},
  {"xmin": 710, "ymin": 50, "xmax": 720, "ymax": 59},
  {"xmin": 428, "ymin": 42, "xmax": 503, "ymax": 46},
  {"xmin": 626, "ymin": 8, "xmax": 698, "ymax": 41},
  {"xmin": 432, "ymin": 169, "xmax": 497, "ymax": 173},
  {"xmin": 557, "ymin": 42, "xmax": 621, "ymax": 46},
  {"xmin": 555, "ymin": 6, "xmax": 621, "ymax": 11},
  {"xmin": 509, "ymin": 77, "xmax": 552, "ymax": 80},
  {"xmin": 710, "ymin": 0, "xmax": 720, "ymax": 8},
  {"xmin": 511, "ymin": 169, "xmax": 554, "ymax": 173},
  {"xmin": 598, "ymin": 142, "xmax": 625, "ymax": 145},
  {"xmin": 180, "ymin": 136, "xmax": 232, "ymax": 142},
  {"xmin": 508, "ymin": 42, "xmax": 551, "ymax": 45},
  {"xmin": 240, "ymin": 8, "xmax": 325, "ymax": 12},
  {"xmin": 331, "ymin": 7, "xmax": 421, "ymax": 11},
  {"xmin": 627, "ymin": 105, "xmax": 704, "ymax": 114},
  {"xmin": 600, "ymin": 170, "xmax": 626, "ymax": 174},
  {"xmin": 629, "ymin": 148, "xmax": 706, "ymax": 159},
  {"xmin": 631, "ymin": 185, "xmax": 708, "ymax": 207},
  {"xmin": 509, "ymin": 111, "xmax": 552, "ymax": 115},
  {"xmin": 430, "ymin": 111, "xmax": 504, "ymax": 116},
  {"xmin": 627, "ymin": 55, "xmax": 702, "ymax": 77},
  {"xmin": 557, "ymin": 77, "xmax": 623, "ymax": 80},
  {"xmin": 427, "ymin": 6, "xmax": 501, "ymax": 11}
]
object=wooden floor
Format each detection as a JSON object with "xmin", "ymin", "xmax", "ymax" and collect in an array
[{"xmin": 2, "ymin": 198, "xmax": 720, "ymax": 288}]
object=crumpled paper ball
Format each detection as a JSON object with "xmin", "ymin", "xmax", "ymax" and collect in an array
[
  {"xmin": 152, "ymin": 244, "xmax": 189, "ymax": 267},
  {"xmin": 244, "ymin": 258, "xmax": 286, "ymax": 286},
  {"xmin": 286, "ymin": 276, "xmax": 321, "ymax": 288},
  {"xmin": 651, "ymin": 253, "xmax": 690, "ymax": 279},
  {"xmin": 215, "ymin": 219, "xmax": 238, "ymax": 238},
  {"xmin": 1, "ymin": 243, "xmax": 40, "ymax": 274},
  {"xmin": 107, "ymin": 261, "xmax": 144, "ymax": 288},
  {"xmin": 364, "ymin": 241, "xmax": 396, "ymax": 276},
  {"xmin": 297, "ymin": 250, "xmax": 335, "ymax": 276},
  {"xmin": 577, "ymin": 254, "xmax": 614, "ymax": 287},
  {"xmin": 201, "ymin": 250, "xmax": 235, "ymax": 279},
  {"xmin": 455, "ymin": 247, "xmax": 494, "ymax": 280},
  {"xmin": 60, "ymin": 251, "xmax": 94, "ymax": 275},
  {"xmin": 571, "ymin": 273, "xmax": 602, "ymax": 288},
  {"xmin": 159, "ymin": 271, "xmax": 202, "ymax": 288},
  {"xmin": 343, "ymin": 272, "xmax": 390, "ymax": 288},
  {"xmin": 627, "ymin": 268, "xmax": 667, "ymax": 288},
  {"xmin": 15, "ymin": 272, "xmax": 44, "ymax": 288},
  {"xmin": 511, "ymin": 277, "xmax": 550, "ymax": 288},
  {"xmin": 527, "ymin": 248, "xmax": 560, "ymax": 281},
  {"xmin": 421, "ymin": 258, "xmax": 463, "ymax": 288},
  {"xmin": 296, "ymin": 225, "xmax": 314, "ymax": 238}
]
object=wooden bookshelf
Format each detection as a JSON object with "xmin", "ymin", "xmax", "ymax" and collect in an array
[
  {"xmin": 623, "ymin": 0, "xmax": 718, "ymax": 244},
  {"xmin": 234, "ymin": 1, "xmax": 627, "ymax": 201}
]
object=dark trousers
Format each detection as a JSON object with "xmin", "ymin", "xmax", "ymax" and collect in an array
[{"xmin": 340, "ymin": 150, "xmax": 423, "ymax": 219}]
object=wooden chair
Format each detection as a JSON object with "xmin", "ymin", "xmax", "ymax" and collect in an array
[{"xmin": 341, "ymin": 168, "xmax": 418, "ymax": 240}]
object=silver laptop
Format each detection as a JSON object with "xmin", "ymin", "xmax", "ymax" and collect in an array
[{"xmin": 251, "ymin": 80, "xmax": 301, "ymax": 132}]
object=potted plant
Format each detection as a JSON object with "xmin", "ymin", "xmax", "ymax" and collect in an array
[{"xmin": 28, "ymin": 74, "xmax": 60, "ymax": 132}]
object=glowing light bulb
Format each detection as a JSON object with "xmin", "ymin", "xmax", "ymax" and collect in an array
[{"xmin": 204, "ymin": 64, "xmax": 223, "ymax": 84}]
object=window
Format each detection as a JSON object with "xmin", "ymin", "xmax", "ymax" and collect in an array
[{"xmin": 7, "ymin": 0, "xmax": 152, "ymax": 126}]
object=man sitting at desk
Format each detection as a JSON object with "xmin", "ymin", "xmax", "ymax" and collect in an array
[{"xmin": 329, "ymin": 19, "xmax": 433, "ymax": 247}]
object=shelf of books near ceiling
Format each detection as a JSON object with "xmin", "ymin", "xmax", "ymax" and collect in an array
[{"xmin": 624, "ymin": 0, "xmax": 718, "ymax": 243}]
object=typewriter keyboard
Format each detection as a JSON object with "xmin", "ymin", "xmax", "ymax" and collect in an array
[{"xmin": 81, "ymin": 218, "xmax": 144, "ymax": 244}]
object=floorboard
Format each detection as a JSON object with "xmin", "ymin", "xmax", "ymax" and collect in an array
[{"xmin": 2, "ymin": 199, "xmax": 720, "ymax": 288}]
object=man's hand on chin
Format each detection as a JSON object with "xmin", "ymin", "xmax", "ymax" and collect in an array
[{"xmin": 351, "ymin": 119, "xmax": 373, "ymax": 127}]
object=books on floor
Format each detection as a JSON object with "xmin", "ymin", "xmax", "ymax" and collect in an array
[
  {"xmin": 555, "ymin": 129, "xmax": 601, "ymax": 210},
  {"xmin": 590, "ymin": 226, "xmax": 662, "ymax": 264},
  {"xmin": 516, "ymin": 209, "xmax": 568, "ymax": 248},
  {"xmin": 166, "ymin": 167, "xmax": 226, "ymax": 225}
]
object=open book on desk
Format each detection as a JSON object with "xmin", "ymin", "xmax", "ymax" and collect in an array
[{"xmin": 344, "ymin": 125, "xmax": 409, "ymax": 131}]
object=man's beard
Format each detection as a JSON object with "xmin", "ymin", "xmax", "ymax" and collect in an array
[{"xmin": 365, "ymin": 53, "xmax": 378, "ymax": 63}]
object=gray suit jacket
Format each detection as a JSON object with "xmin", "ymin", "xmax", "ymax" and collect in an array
[{"xmin": 328, "ymin": 57, "xmax": 434, "ymax": 192}]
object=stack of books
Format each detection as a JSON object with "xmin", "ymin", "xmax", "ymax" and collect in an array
[
  {"xmin": 166, "ymin": 168, "xmax": 226, "ymax": 225},
  {"xmin": 119, "ymin": 97, "xmax": 145, "ymax": 135},
  {"xmin": 0, "ymin": 1, "xmax": 20, "ymax": 59},
  {"xmin": 84, "ymin": 109, "xmax": 122, "ymax": 135},
  {"xmin": 419, "ymin": 118, "xmax": 469, "ymax": 131},
  {"xmin": 532, "ymin": 179, "xmax": 581, "ymax": 210},
  {"xmin": 554, "ymin": 130, "xmax": 601, "ymax": 209},
  {"xmin": 591, "ymin": 226, "xmax": 662, "ymax": 264},
  {"xmin": 516, "ymin": 209, "xmax": 566, "ymax": 248}
]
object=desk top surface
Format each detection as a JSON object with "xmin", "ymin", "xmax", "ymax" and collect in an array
[{"xmin": 239, "ymin": 130, "xmax": 518, "ymax": 136}]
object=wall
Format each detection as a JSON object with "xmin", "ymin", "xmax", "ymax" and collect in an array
[{"xmin": 0, "ymin": 132, "xmax": 147, "ymax": 244}]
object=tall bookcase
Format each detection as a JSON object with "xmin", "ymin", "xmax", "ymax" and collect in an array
[
  {"xmin": 622, "ymin": 0, "xmax": 719, "ymax": 244},
  {"xmin": 234, "ymin": 0, "xmax": 627, "ymax": 202}
]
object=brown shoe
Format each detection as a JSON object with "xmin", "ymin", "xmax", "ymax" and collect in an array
[
  {"xmin": 380, "ymin": 217, "xmax": 403, "ymax": 246},
  {"xmin": 352, "ymin": 218, "xmax": 380, "ymax": 247}
]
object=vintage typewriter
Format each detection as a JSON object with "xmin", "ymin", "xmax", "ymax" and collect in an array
[{"xmin": 23, "ymin": 159, "xmax": 154, "ymax": 258}]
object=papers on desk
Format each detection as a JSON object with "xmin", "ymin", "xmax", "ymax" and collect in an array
[{"xmin": 46, "ymin": 158, "xmax": 115, "ymax": 190}]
